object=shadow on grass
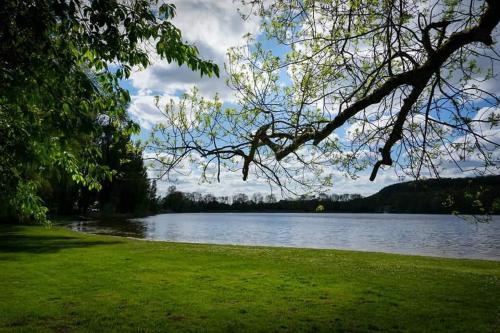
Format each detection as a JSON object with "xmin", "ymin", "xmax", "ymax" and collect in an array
[{"xmin": 0, "ymin": 226, "xmax": 122, "ymax": 255}]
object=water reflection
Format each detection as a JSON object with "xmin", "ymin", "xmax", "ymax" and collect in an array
[
  {"xmin": 68, "ymin": 218, "xmax": 148, "ymax": 239},
  {"xmin": 66, "ymin": 213, "xmax": 500, "ymax": 260}
]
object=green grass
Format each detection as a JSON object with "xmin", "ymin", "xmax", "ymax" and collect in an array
[{"xmin": 0, "ymin": 225, "xmax": 499, "ymax": 332}]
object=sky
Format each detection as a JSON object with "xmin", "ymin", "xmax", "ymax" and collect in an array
[{"xmin": 122, "ymin": 0, "xmax": 500, "ymax": 198}]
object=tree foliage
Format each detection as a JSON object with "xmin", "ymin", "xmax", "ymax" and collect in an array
[
  {"xmin": 149, "ymin": 0, "xmax": 500, "ymax": 194},
  {"xmin": 41, "ymin": 123, "xmax": 159, "ymax": 216},
  {"xmin": 0, "ymin": 0, "xmax": 218, "ymax": 223}
]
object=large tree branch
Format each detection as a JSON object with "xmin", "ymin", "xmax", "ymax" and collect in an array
[
  {"xmin": 249, "ymin": 0, "xmax": 500, "ymax": 181},
  {"xmin": 369, "ymin": 83, "xmax": 427, "ymax": 181}
]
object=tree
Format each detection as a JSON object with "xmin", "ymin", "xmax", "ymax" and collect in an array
[
  {"xmin": 0, "ymin": 0, "xmax": 218, "ymax": 223},
  {"xmin": 162, "ymin": 189, "xmax": 186, "ymax": 212},
  {"xmin": 233, "ymin": 193, "xmax": 249, "ymax": 204},
  {"xmin": 203, "ymin": 193, "xmax": 217, "ymax": 203},
  {"xmin": 252, "ymin": 192, "xmax": 264, "ymax": 204},
  {"xmin": 265, "ymin": 194, "xmax": 277, "ymax": 203},
  {"xmin": 315, "ymin": 204, "xmax": 325, "ymax": 213},
  {"xmin": 94, "ymin": 124, "xmax": 157, "ymax": 215},
  {"xmin": 149, "ymin": 0, "xmax": 499, "ymax": 194},
  {"xmin": 40, "ymin": 123, "xmax": 158, "ymax": 216}
]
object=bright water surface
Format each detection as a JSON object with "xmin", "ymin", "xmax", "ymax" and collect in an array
[{"xmin": 67, "ymin": 213, "xmax": 500, "ymax": 260}]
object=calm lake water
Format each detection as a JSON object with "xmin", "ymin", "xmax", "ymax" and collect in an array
[{"xmin": 67, "ymin": 213, "xmax": 500, "ymax": 260}]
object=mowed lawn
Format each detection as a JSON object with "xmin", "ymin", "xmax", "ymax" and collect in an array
[{"xmin": 0, "ymin": 225, "xmax": 499, "ymax": 332}]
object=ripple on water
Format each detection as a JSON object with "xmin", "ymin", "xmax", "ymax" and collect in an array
[{"xmin": 67, "ymin": 213, "xmax": 500, "ymax": 260}]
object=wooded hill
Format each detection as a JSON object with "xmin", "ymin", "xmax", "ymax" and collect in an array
[{"xmin": 333, "ymin": 175, "xmax": 500, "ymax": 214}]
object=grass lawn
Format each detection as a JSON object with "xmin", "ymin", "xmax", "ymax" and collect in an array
[{"xmin": 0, "ymin": 225, "xmax": 499, "ymax": 332}]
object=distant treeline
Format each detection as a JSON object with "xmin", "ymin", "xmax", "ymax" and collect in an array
[
  {"xmin": 157, "ymin": 176, "xmax": 500, "ymax": 215},
  {"xmin": 42, "ymin": 173, "xmax": 500, "ymax": 219}
]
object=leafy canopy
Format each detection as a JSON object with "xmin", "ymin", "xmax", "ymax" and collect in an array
[
  {"xmin": 0, "ymin": 0, "xmax": 218, "ymax": 223},
  {"xmin": 148, "ymin": 0, "xmax": 500, "ymax": 194}
]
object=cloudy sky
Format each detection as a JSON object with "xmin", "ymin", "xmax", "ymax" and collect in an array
[{"xmin": 123, "ymin": 0, "xmax": 500, "ymax": 198}]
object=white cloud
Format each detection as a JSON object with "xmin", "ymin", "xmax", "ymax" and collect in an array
[
  {"xmin": 127, "ymin": 0, "xmax": 260, "ymax": 102},
  {"xmin": 128, "ymin": 95, "xmax": 167, "ymax": 130}
]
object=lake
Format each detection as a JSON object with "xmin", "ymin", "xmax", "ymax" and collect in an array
[{"xmin": 67, "ymin": 213, "xmax": 500, "ymax": 260}]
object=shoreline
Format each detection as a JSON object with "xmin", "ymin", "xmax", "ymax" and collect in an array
[
  {"xmin": 58, "ymin": 224, "xmax": 500, "ymax": 262},
  {"xmin": 53, "ymin": 211, "xmax": 500, "ymax": 221}
]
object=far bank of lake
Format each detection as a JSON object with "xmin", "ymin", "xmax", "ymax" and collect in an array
[{"xmin": 66, "ymin": 213, "xmax": 500, "ymax": 260}]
